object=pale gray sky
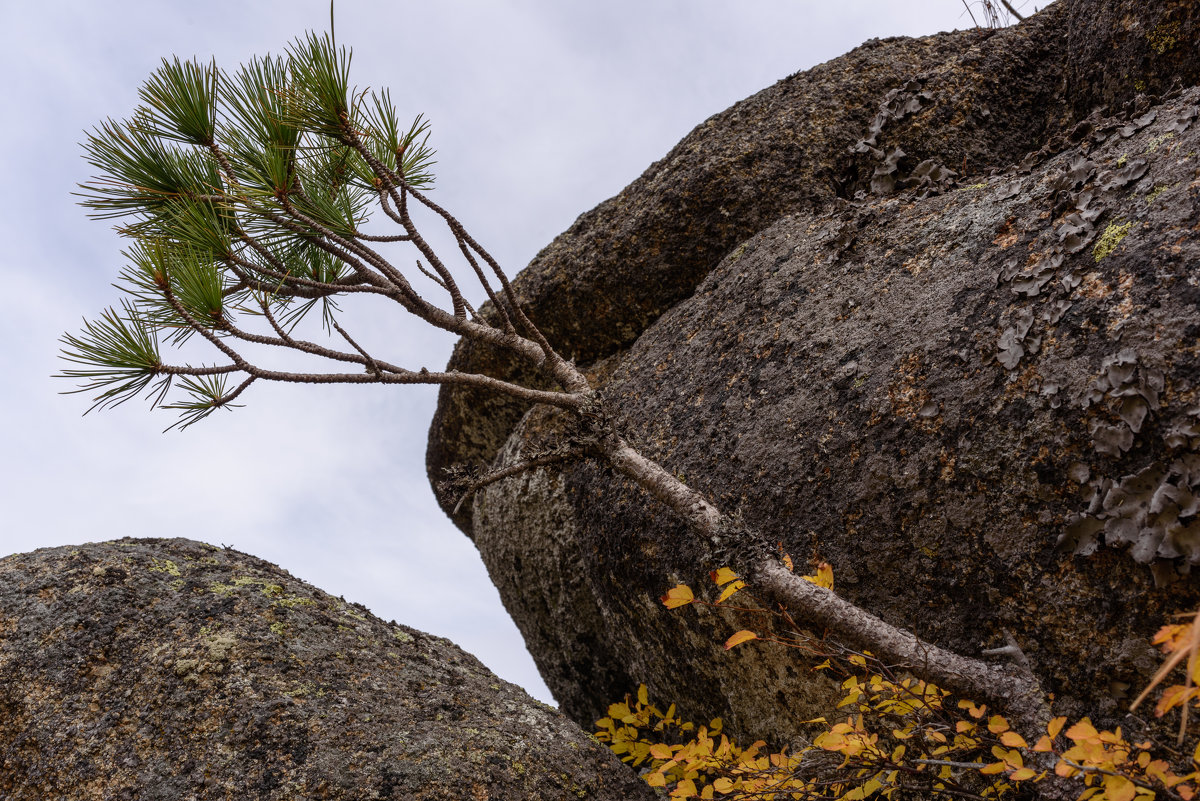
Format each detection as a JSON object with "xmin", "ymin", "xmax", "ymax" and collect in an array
[{"xmin": 0, "ymin": 1, "xmax": 1035, "ymax": 705}]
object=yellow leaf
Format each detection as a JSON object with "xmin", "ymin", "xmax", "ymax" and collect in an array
[
  {"xmin": 1154, "ymin": 623, "xmax": 1193, "ymax": 652},
  {"xmin": 661, "ymin": 584, "xmax": 694, "ymax": 609},
  {"xmin": 783, "ymin": 553, "xmax": 794, "ymax": 571},
  {"xmin": 991, "ymin": 746, "xmax": 1023, "ymax": 768},
  {"xmin": 1009, "ymin": 768, "xmax": 1037, "ymax": 781},
  {"xmin": 673, "ymin": 778, "xmax": 698, "ymax": 798},
  {"xmin": 1065, "ymin": 719, "xmax": 1099, "ymax": 742},
  {"xmin": 1156, "ymin": 684, "xmax": 1197, "ymax": 717},
  {"xmin": 815, "ymin": 732, "xmax": 846, "ymax": 751},
  {"xmin": 646, "ymin": 772, "xmax": 667, "ymax": 788},
  {"xmin": 701, "ymin": 785, "xmax": 715, "ymax": 800},
  {"xmin": 980, "ymin": 762, "xmax": 1007, "ymax": 775},
  {"xmin": 1000, "ymin": 731, "xmax": 1028, "ymax": 748},
  {"xmin": 710, "ymin": 567, "xmax": 738, "ymax": 586},
  {"xmin": 988, "ymin": 715, "xmax": 1010, "ymax": 734},
  {"xmin": 1103, "ymin": 775, "xmax": 1137, "ymax": 801},
  {"xmin": 608, "ymin": 702, "xmax": 631, "ymax": 720},
  {"xmin": 1033, "ymin": 736, "xmax": 1054, "ymax": 752},
  {"xmin": 724, "ymin": 630, "xmax": 759, "ymax": 650},
  {"xmin": 713, "ymin": 777, "xmax": 736, "ymax": 794},
  {"xmin": 717, "ymin": 580, "xmax": 746, "ymax": 603},
  {"xmin": 637, "ymin": 684, "xmax": 649, "ymax": 707},
  {"xmin": 803, "ymin": 561, "xmax": 835, "ymax": 589},
  {"xmin": 962, "ymin": 701, "xmax": 987, "ymax": 719},
  {"xmin": 1047, "ymin": 716, "xmax": 1067, "ymax": 739},
  {"xmin": 649, "ymin": 743, "xmax": 674, "ymax": 760},
  {"xmin": 840, "ymin": 778, "xmax": 883, "ymax": 800}
]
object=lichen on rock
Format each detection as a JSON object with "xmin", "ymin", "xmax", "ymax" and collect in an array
[
  {"xmin": 430, "ymin": 0, "xmax": 1200, "ymax": 747},
  {"xmin": 0, "ymin": 538, "xmax": 652, "ymax": 801}
]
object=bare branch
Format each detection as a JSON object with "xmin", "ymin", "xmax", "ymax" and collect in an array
[
  {"xmin": 331, "ymin": 318, "xmax": 381, "ymax": 378},
  {"xmin": 416, "ymin": 259, "xmax": 479, "ymax": 320},
  {"xmin": 1000, "ymin": 0, "xmax": 1025, "ymax": 21},
  {"xmin": 452, "ymin": 447, "xmax": 584, "ymax": 515}
]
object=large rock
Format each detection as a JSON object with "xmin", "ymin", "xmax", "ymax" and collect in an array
[
  {"xmin": 0, "ymin": 539, "xmax": 652, "ymax": 801},
  {"xmin": 474, "ymin": 85, "xmax": 1200, "ymax": 739},
  {"xmin": 429, "ymin": 0, "xmax": 1200, "ymax": 744},
  {"xmin": 1065, "ymin": 0, "xmax": 1200, "ymax": 116},
  {"xmin": 428, "ymin": 4, "xmax": 1072, "ymax": 533}
]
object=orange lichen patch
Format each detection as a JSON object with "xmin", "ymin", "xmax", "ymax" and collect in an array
[
  {"xmin": 1003, "ymin": 363, "xmax": 1044, "ymax": 397},
  {"xmin": 903, "ymin": 253, "xmax": 931, "ymax": 276},
  {"xmin": 1107, "ymin": 271, "xmax": 1137, "ymax": 332},
  {"xmin": 938, "ymin": 450, "xmax": 957, "ymax": 482},
  {"xmin": 993, "ymin": 217, "xmax": 1020, "ymax": 249},
  {"xmin": 887, "ymin": 353, "xmax": 933, "ymax": 422},
  {"xmin": 1076, "ymin": 271, "xmax": 1113, "ymax": 299}
]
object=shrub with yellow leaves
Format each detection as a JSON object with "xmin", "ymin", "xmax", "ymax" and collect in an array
[{"xmin": 599, "ymin": 567, "xmax": 1200, "ymax": 801}]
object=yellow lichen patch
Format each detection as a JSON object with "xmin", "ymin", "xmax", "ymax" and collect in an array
[
  {"xmin": 1094, "ymin": 221, "xmax": 1134, "ymax": 262},
  {"xmin": 274, "ymin": 595, "xmax": 317, "ymax": 609},
  {"xmin": 1146, "ymin": 133, "xmax": 1175, "ymax": 154},
  {"xmin": 203, "ymin": 632, "xmax": 237, "ymax": 661},
  {"xmin": 1147, "ymin": 20, "xmax": 1181, "ymax": 55},
  {"xmin": 148, "ymin": 558, "xmax": 181, "ymax": 577}
]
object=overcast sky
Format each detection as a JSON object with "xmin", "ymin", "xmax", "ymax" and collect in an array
[{"xmin": 0, "ymin": 1, "xmax": 1036, "ymax": 706}]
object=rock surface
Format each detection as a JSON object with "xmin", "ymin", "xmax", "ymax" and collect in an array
[
  {"xmin": 430, "ymin": 0, "xmax": 1200, "ymax": 744},
  {"xmin": 0, "ymin": 539, "xmax": 653, "ymax": 801},
  {"xmin": 428, "ymin": 4, "xmax": 1072, "ymax": 534}
]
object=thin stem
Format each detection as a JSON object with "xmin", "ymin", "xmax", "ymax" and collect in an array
[
  {"xmin": 331, "ymin": 318, "xmax": 381, "ymax": 378},
  {"xmin": 453, "ymin": 448, "xmax": 584, "ymax": 515},
  {"xmin": 1000, "ymin": 0, "xmax": 1025, "ymax": 21}
]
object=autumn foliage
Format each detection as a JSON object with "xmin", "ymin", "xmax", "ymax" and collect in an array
[{"xmin": 598, "ymin": 565, "xmax": 1200, "ymax": 800}]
